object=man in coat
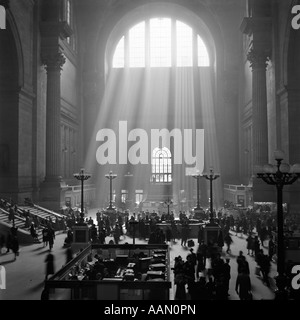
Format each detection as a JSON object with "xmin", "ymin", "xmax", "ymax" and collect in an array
[{"xmin": 235, "ymin": 268, "xmax": 252, "ymax": 300}]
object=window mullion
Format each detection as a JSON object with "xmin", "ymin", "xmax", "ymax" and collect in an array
[
  {"xmin": 193, "ymin": 30, "xmax": 197, "ymax": 67},
  {"xmin": 145, "ymin": 19, "xmax": 150, "ymax": 68},
  {"xmin": 172, "ymin": 19, "xmax": 176, "ymax": 67},
  {"xmin": 112, "ymin": 18, "xmax": 210, "ymax": 69},
  {"xmin": 125, "ymin": 31, "xmax": 130, "ymax": 68}
]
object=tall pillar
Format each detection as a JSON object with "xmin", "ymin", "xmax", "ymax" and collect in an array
[
  {"xmin": 38, "ymin": 0, "xmax": 72, "ymax": 211},
  {"xmin": 42, "ymin": 51, "xmax": 65, "ymax": 182},
  {"xmin": 247, "ymin": 48, "xmax": 269, "ymax": 166},
  {"xmin": 240, "ymin": 0, "xmax": 273, "ymax": 202},
  {"xmin": 39, "ymin": 51, "xmax": 67, "ymax": 211}
]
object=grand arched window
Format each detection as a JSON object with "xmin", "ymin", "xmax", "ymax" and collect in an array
[
  {"xmin": 112, "ymin": 18, "xmax": 210, "ymax": 68},
  {"xmin": 97, "ymin": 5, "xmax": 221, "ymax": 208},
  {"xmin": 152, "ymin": 148, "xmax": 172, "ymax": 183}
]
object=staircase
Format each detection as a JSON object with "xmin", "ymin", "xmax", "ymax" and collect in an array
[
  {"xmin": 17, "ymin": 204, "xmax": 64, "ymax": 230},
  {"xmin": 0, "ymin": 208, "xmax": 27, "ymax": 230},
  {"xmin": 0, "ymin": 207, "xmax": 42, "ymax": 243},
  {"xmin": 0, "ymin": 199, "xmax": 66, "ymax": 244}
]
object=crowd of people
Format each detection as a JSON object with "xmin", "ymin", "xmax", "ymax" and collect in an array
[
  {"xmin": 171, "ymin": 234, "xmax": 275, "ymax": 301},
  {"xmin": 0, "ymin": 198, "xmax": 66, "ymax": 231},
  {"xmin": 2, "ymin": 198, "xmax": 300, "ymax": 300},
  {"xmin": 173, "ymin": 249, "xmax": 233, "ymax": 300}
]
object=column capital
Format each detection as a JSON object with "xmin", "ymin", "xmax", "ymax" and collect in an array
[
  {"xmin": 247, "ymin": 48, "xmax": 270, "ymax": 70},
  {"xmin": 42, "ymin": 51, "xmax": 66, "ymax": 71}
]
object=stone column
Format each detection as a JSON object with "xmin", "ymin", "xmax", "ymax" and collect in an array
[
  {"xmin": 42, "ymin": 51, "xmax": 66, "ymax": 181},
  {"xmin": 240, "ymin": 2, "xmax": 273, "ymax": 202},
  {"xmin": 247, "ymin": 48, "xmax": 269, "ymax": 166},
  {"xmin": 39, "ymin": 51, "xmax": 66, "ymax": 211},
  {"xmin": 38, "ymin": 0, "xmax": 72, "ymax": 211}
]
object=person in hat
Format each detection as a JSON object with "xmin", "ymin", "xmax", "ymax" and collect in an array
[
  {"xmin": 113, "ymin": 224, "xmax": 120, "ymax": 244},
  {"xmin": 187, "ymin": 248, "xmax": 197, "ymax": 269},
  {"xmin": 196, "ymin": 240, "xmax": 207, "ymax": 274},
  {"xmin": 223, "ymin": 258, "xmax": 231, "ymax": 296},
  {"xmin": 30, "ymin": 222, "xmax": 39, "ymax": 241},
  {"xmin": 183, "ymin": 254, "xmax": 196, "ymax": 296},
  {"xmin": 224, "ymin": 232, "xmax": 233, "ymax": 254},
  {"xmin": 11, "ymin": 234, "xmax": 19, "ymax": 261},
  {"xmin": 235, "ymin": 267, "xmax": 252, "ymax": 300}
]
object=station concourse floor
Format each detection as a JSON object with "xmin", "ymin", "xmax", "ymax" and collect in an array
[{"xmin": 0, "ymin": 209, "xmax": 277, "ymax": 300}]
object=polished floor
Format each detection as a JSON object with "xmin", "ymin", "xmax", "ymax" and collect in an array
[{"xmin": 0, "ymin": 208, "xmax": 276, "ymax": 300}]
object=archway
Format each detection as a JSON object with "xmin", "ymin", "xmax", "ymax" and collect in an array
[{"xmin": 85, "ymin": 2, "xmax": 224, "ymax": 211}]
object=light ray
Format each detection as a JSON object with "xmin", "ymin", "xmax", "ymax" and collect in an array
[
  {"xmin": 199, "ymin": 68, "xmax": 222, "ymax": 209},
  {"xmin": 83, "ymin": 18, "xmax": 220, "ymax": 211}
]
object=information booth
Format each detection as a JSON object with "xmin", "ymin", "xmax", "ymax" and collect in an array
[
  {"xmin": 199, "ymin": 220, "xmax": 223, "ymax": 254},
  {"xmin": 71, "ymin": 225, "xmax": 90, "ymax": 253},
  {"xmin": 272, "ymin": 231, "xmax": 300, "ymax": 265},
  {"xmin": 271, "ymin": 232, "xmax": 300, "ymax": 299},
  {"xmin": 42, "ymin": 244, "xmax": 171, "ymax": 300}
]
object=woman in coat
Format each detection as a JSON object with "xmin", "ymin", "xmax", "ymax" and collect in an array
[
  {"xmin": 246, "ymin": 234, "xmax": 254, "ymax": 256},
  {"xmin": 47, "ymin": 227, "xmax": 55, "ymax": 251},
  {"xmin": 30, "ymin": 223, "xmax": 38, "ymax": 241},
  {"xmin": 11, "ymin": 235, "xmax": 19, "ymax": 260},
  {"xmin": 42, "ymin": 227, "xmax": 49, "ymax": 247},
  {"xmin": 235, "ymin": 268, "xmax": 252, "ymax": 300}
]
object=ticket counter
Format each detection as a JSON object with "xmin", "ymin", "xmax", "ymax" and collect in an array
[{"xmin": 42, "ymin": 244, "xmax": 171, "ymax": 300}]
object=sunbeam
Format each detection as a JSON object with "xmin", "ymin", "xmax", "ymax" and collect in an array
[{"xmin": 83, "ymin": 18, "xmax": 222, "ymax": 212}]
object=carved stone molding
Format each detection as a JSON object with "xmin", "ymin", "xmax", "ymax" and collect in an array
[
  {"xmin": 247, "ymin": 48, "xmax": 270, "ymax": 70},
  {"xmin": 40, "ymin": 21, "xmax": 73, "ymax": 40},
  {"xmin": 42, "ymin": 51, "xmax": 66, "ymax": 71},
  {"xmin": 240, "ymin": 16, "xmax": 272, "ymax": 35}
]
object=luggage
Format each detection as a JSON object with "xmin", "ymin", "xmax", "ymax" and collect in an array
[
  {"xmin": 187, "ymin": 239, "xmax": 195, "ymax": 247},
  {"xmin": 255, "ymin": 265, "xmax": 261, "ymax": 276}
]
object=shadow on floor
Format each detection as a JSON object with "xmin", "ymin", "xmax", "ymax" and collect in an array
[
  {"xmin": 26, "ymin": 281, "xmax": 45, "ymax": 293},
  {"xmin": 0, "ymin": 257, "xmax": 16, "ymax": 265},
  {"xmin": 36, "ymin": 249, "xmax": 50, "ymax": 255},
  {"xmin": 31, "ymin": 246, "xmax": 45, "ymax": 252}
]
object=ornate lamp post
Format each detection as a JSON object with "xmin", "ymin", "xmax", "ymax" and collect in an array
[
  {"xmin": 255, "ymin": 150, "xmax": 300, "ymax": 300},
  {"xmin": 73, "ymin": 168, "xmax": 91, "ymax": 225},
  {"xmin": 202, "ymin": 168, "xmax": 220, "ymax": 224},
  {"xmin": 192, "ymin": 171, "xmax": 202, "ymax": 212},
  {"xmin": 105, "ymin": 171, "xmax": 117, "ymax": 212},
  {"xmin": 164, "ymin": 198, "xmax": 173, "ymax": 216},
  {"xmin": 124, "ymin": 172, "xmax": 133, "ymax": 211}
]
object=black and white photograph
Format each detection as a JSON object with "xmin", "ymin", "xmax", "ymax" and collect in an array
[{"xmin": 0, "ymin": 0, "xmax": 300, "ymax": 304}]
